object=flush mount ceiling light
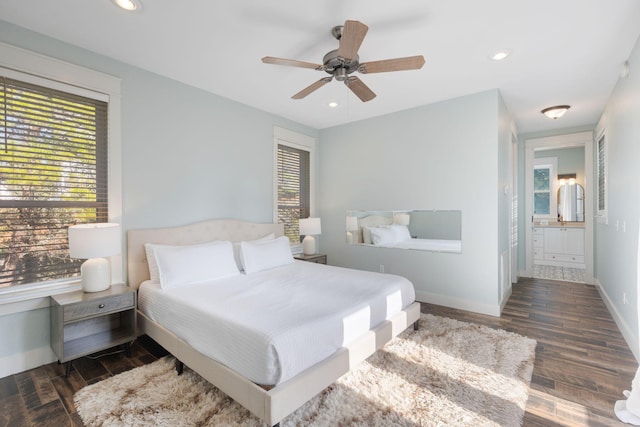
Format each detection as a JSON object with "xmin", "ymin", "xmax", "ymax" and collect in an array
[
  {"xmin": 489, "ymin": 48, "xmax": 512, "ymax": 61},
  {"xmin": 113, "ymin": 0, "xmax": 141, "ymax": 11},
  {"xmin": 541, "ymin": 105, "xmax": 570, "ymax": 120},
  {"xmin": 327, "ymin": 101, "xmax": 340, "ymax": 108}
]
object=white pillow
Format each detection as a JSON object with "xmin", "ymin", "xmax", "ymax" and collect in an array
[
  {"xmin": 154, "ymin": 241, "xmax": 239, "ymax": 289},
  {"xmin": 390, "ymin": 224, "xmax": 412, "ymax": 241},
  {"xmin": 232, "ymin": 233, "xmax": 275, "ymax": 271},
  {"xmin": 370, "ymin": 226, "xmax": 397, "ymax": 246},
  {"xmin": 240, "ymin": 236, "xmax": 294, "ymax": 274},
  {"xmin": 144, "ymin": 243, "xmax": 168, "ymax": 283}
]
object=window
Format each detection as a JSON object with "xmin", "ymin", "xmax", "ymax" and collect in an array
[
  {"xmin": 276, "ymin": 144, "xmax": 310, "ymax": 243},
  {"xmin": 533, "ymin": 157, "xmax": 557, "ymax": 219},
  {"xmin": 597, "ymin": 132, "xmax": 607, "ymax": 218},
  {"xmin": 0, "ymin": 76, "xmax": 108, "ymax": 289},
  {"xmin": 273, "ymin": 127, "xmax": 315, "ymax": 246}
]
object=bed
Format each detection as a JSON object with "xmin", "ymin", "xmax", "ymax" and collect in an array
[{"xmin": 127, "ymin": 219, "xmax": 420, "ymax": 427}]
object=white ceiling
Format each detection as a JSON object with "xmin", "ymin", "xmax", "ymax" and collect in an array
[{"xmin": 1, "ymin": 0, "xmax": 639, "ymax": 134}]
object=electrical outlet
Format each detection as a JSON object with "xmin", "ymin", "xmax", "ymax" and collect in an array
[
  {"xmin": 622, "ymin": 221, "xmax": 627, "ymax": 233},
  {"xmin": 379, "ymin": 264, "xmax": 385, "ymax": 273},
  {"xmin": 624, "ymin": 293, "xmax": 628, "ymax": 305}
]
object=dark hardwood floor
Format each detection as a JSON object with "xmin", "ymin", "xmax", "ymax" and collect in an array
[
  {"xmin": 1, "ymin": 277, "xmax": 636, "ymax": 426},
  {"xmin": 423, "ymin": 277, "xmax": 636, "ymax": 426}
]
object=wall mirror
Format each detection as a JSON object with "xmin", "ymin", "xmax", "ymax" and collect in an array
[
  {"xmin": 346, "ymin": 210, "xmax": 462, "ymax": 253},
  {"xmin": 557, "ymin": 180, "xmax": 585, "ymax": 222}
]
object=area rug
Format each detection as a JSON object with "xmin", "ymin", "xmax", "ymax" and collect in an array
[{"xmin": 74, "ymin": 313, "xmax": 536, "ymax": 426}]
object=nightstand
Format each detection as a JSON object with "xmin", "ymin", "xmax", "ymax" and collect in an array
[
  {"xmin": 294, "ymin": 253, "xmax": 327, "ymax": 264},
  {"xmin": 50, "ymin": 284, "xmax": 136, "ymax": 377}
]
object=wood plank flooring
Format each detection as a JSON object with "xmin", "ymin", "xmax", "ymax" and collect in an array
[
  {"xmin": 422, "ymin": 277, "xmax": 636, "ymax": 426},
  {"xmin": 1, "ymin": 277, "xmax": 636, "ymax": 426}
]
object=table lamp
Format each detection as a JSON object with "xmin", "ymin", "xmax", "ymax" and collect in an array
[
  {"xmin": 346, "ymin": 216, "xmax": 359, "ymax": 244},
  {"xmin": 299, "ymin": 217, "xmax": 321, "ymax": 255},
  {"xmin": 393, "ymin": 212, "xmax": 411, "ymax": 226},
  {"xmin": 68, "ymin": 223, "xmax": 121, "ymax": 292}
]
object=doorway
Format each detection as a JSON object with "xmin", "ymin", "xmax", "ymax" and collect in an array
[{"xmin": 524, "ymin": 131, "xmax": 594, "ymax": 284}]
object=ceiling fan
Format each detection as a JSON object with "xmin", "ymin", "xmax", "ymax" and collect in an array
[{"xmin": 262, "ymin": 20, "xmax": 425, "ymax": 102}]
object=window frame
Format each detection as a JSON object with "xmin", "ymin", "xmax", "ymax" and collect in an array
[
  {"xmin": 0, "ymin": 42, "xmax": 122, "ymax": 306},
  {"xmin": 272, "ymin": 126, "xmax": 315, "ymax": 252},
  {"xmin": 533, "ymin": 157, "xmax": 558, "ymax": 220}
]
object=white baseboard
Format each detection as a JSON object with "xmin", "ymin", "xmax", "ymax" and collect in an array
[
  {"xmin": 0, "ymin": 346, "xmax": 57, "ymax": 379},
  {"xmin": 500, "ymin": 286, "xmax": 513, "ymax": 313},
  {"xmin": 415, "ymin": 290, "xmax": 501, "ymax": 317},
  {"xmin": 594, "ymin": 278, "xmax": 640, "ymax": 363}
]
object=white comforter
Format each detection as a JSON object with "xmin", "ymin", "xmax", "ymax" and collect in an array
[{"xmin": 138, "ymin": 260, "xmax": 415, "ymax": 385}]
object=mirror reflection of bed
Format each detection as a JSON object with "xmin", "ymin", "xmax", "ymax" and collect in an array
[{"xmin": 346, "ymin": 210, "xmax": 462, "ymax": 253}]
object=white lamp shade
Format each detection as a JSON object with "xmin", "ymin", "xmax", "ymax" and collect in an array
[
  {"xmin": 299, "ymin": 217, "xmax": 321, "ymax": 236},
  {"xmin": 68, "ymin": 223, "xmax": 121, "ymax": 259}
]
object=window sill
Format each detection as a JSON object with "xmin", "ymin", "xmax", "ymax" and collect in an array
[{"xmin": 0, "ymin": 280, "xmax": 82, "ymax": 316}]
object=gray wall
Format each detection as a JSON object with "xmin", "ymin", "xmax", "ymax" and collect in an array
[
  {"xmin": 594, "ymin": 35, "xmax": 640, "ymax": 357},
  {"xmin": 317, "ymin": 90, "xmax": 508, "ymax": 315},
  {"xmin": 0, "ymin": 20, "xmax": 318, "ymax": 375}
]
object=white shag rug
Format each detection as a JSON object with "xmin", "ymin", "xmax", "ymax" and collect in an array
[{"xmin": 74, "ymin": 313, "xmax": 536, "ymax": 426}]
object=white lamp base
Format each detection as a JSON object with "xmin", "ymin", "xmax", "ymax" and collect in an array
[
  {"xmin": 81, "ymin": 258, "xmax": 112, "ymax": 293},
  {"xmin": 302, "ymin": 235, "xmax": 316, "ymax": 255}
]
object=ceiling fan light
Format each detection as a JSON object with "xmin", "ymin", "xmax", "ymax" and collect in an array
[
  {"xmin": 541, "ymin": 105, "xmax": 570, "ymax": 120},
  {"xmin": 113, "ymin": 0, "xmax": 141, "ymax": 11},
  {"xmin": 334, "ymin": 67, "xmax": 348, "ymax": 81}
]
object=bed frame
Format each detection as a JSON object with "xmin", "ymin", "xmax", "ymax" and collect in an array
[{"xmin": 127, "ymin": 219, "xmax": 421, "ymax": 426}]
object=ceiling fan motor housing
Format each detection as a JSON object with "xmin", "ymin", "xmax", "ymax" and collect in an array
[{"xmin": 323, "ymin": 49, "xmax": 359, "ymax": 81}]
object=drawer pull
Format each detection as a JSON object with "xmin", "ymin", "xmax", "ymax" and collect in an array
[{"xmin": 98, "ymin": 304, "xmax": 105, "ymax": 309}]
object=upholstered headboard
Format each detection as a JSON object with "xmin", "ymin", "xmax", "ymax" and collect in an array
[{"xmin": 127, "ymin": 219, "xmax": 284, "ymax": 289}]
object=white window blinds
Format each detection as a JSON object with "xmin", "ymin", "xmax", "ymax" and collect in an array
[{"xmin": 597, "ymin": 133, "xmax": 606, "ymax": 212}]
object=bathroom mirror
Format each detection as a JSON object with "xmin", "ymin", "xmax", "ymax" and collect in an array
[
  {"xmin": 346, "ymin": 210, "xmax": 462, "ymax": 253},
  {"xmin": 557, "ymin": 183, "xmax": 585, "ymax": 222}
]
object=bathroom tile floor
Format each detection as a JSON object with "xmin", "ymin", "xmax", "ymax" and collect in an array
[{"xmin": 533, "ymin": 264, "xmax": 585, "ymax": 283}]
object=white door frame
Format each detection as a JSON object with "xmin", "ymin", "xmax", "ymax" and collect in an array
[
  {"xmin": 510, "ymin": 131, "xmax": 519, "ymax": 284},
  {"xmin": 524, "ymin": 131, "xmax": 594, "ymax": 283}
]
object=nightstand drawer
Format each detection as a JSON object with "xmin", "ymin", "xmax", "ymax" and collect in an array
[
  {"xmin": 294, "ymin": 253, "xmax": 327, "ymax": 264},
  {"xmin": 307, "ymin": 255, "xmax": 327, "ymax": 264},
  {"xmin": 64, "ymin": 293, "xmax": 135, "ymax": 322}
]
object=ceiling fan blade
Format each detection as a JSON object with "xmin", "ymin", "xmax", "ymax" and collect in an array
[
  {"xmin": 345, "ymin": 76, "xmax": 376, "ymax": 102},
  {"xmin": 292, "ymin": 77, "xmax": 333, "ymax": 99},
  {"xmin": 262, "ymin": 56, "xmax": 324, "ymax": 70},
  {"xmin": 359, "ymin": 55, "xmax": 426, "ymax": 74},
  {"xmin": 338, "ymin": 20, "xmax": 368, "ymax": 61}
]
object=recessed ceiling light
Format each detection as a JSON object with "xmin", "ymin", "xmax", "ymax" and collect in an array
[
  {"xmin": 490, "ymin": 49, "xmax": 512, "ymax": 61},
  {"xmin": 113, "ymin": 0, "xmax": 141, "ymax": 11},
  {"xmin": 328, "ymin": 101, "xmax": 340, "ymax": 108},
  {"xmin": 541, "ymin": 105, "xmax": 571, "ymax": 120}
]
